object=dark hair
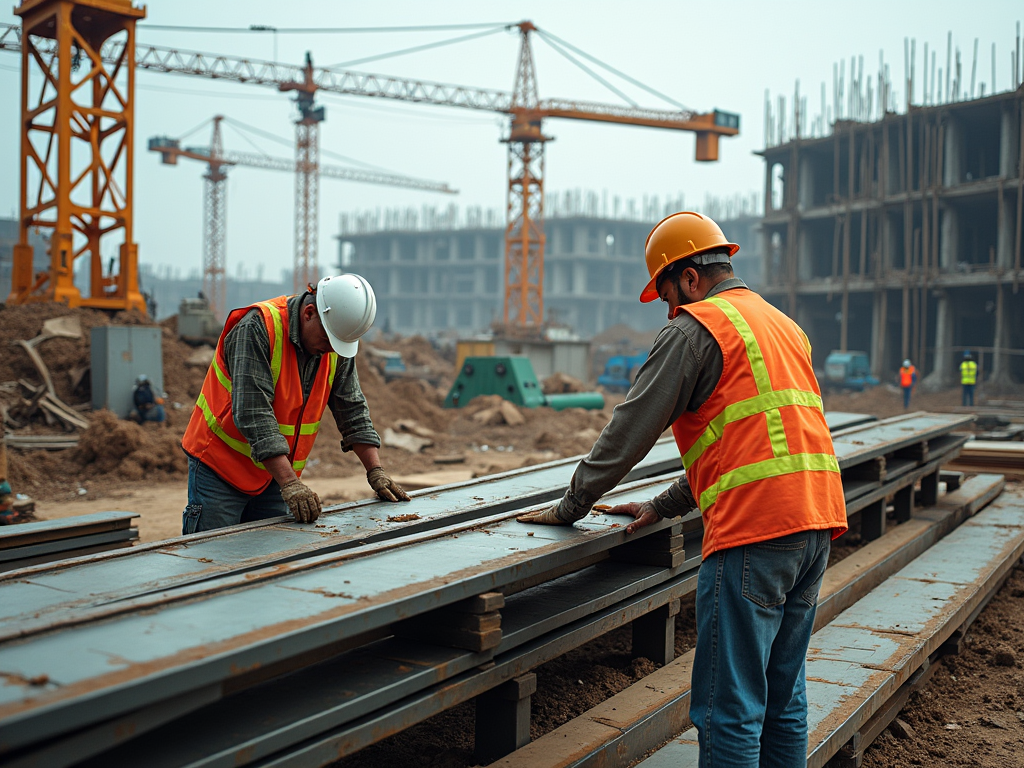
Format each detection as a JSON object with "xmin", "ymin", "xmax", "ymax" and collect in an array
[
  {"xmin": 300, "ymin": 291, "xmax": 317, "ymax": 309},
  {"xmin": 655, "ymin": 248, "xmax": 734, "ymax": 295}
]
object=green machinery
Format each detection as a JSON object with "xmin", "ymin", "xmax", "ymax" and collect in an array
[{"xmin": 444, "ymin": 356, "xmax": 605, "ymax": 411}]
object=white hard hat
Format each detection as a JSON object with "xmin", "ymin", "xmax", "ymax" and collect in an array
[
  {"xmin": 903, "ymin": 359, "xmax": 911, "ymax": 367},
  {"xmin": 315, "ymin": 274, "xmax": 376, "ymax": 358}
]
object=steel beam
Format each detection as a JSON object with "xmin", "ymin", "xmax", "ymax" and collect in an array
[{"xmin": 0, "ymin": 441, "xmax": 685, "ymax": 638}]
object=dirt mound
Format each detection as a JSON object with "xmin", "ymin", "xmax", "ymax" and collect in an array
[
  {"xmin": 367, "ymin": 335, "xmax": 455, "ymax": 388},
  {"xmin": 0, "ymin": 303, "xmax": 207, "ymax": 408},
  {"xmin": 74, "ymin": 410, "xmax": 188, "ymax": 481}
]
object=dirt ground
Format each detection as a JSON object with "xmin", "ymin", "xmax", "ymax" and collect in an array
[
  {"xmin": 5, "ymin": 300, "xmax": 1024, "ymax": 766},
  {"xmin": 863, "ymin": 561, "xmax": 1024, "ymax": 768}
]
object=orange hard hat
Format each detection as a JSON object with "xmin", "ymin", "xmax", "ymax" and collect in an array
[{"xmin": 640, "ymin": 211, "xmax": 739, "ymax": 303}]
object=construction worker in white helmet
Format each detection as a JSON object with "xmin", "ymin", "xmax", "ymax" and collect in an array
[{"xmin": 181, "ymin": 274, "xmax": 409, "ymax": 534}]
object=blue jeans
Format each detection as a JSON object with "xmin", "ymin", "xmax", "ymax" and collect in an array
[
  {"xmin": 182, "ymin": 456, "xmax": 288, "ymax": 534},
  {"xmin": 962, "ymin": 384, "xmax": 975, "ymax": 407},
  {"xmin": 691, "ymin": 529, "xmax": 831, "ymax": 768},
  {"xmin": 130, "ymin": 404, "xmax": 166, "ymax": 423},
  {"xmin": 902, "ymin": 386, "xmax": 912, "ymax": 409}
]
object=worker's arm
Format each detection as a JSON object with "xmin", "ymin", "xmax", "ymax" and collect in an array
[
  {"xmin": 328, "ymin": 361, "xmax": 409, "ymax": 502},
  {"xmin": 520, "ymin": 322, "xmax": 708, "ymax": 525},
  {"xmin": 223, "ymin": 310, "xmax": 292, "ymax": 463},
  {"xmin": 326, "ymin": 359, "xmax": 383, "ymax": 452}
]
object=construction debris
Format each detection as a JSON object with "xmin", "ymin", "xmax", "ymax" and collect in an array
[{"xmin": 382, "ymin": 427, "xmax": 433, "ymax": 453}]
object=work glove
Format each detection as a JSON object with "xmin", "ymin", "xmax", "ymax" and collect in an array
[
  {"xmin": 367, "ymin": 466, "xmax": 411, "ymax": 503},
  {"xmin": 281, "ymin": 479, "xmax": 322, "ymax": 523},
  {"xmin": 516, "ymin": 503, "xmax": 568, "ymax": 525},
  {"xmin": 605, "ymin": 500, "xmax": 662, "ymax": 534}
]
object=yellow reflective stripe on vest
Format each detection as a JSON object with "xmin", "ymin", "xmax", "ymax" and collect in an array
[
  {"xmin": 278, "ymin": 421, "xmax": 321, "ymax": 437},
  {"xmin": 698, "ymin": 452, "xmax": 840, "ymax": 510},
  {"xmin": 255, "ymin": 301, "xmax": 286, "ymax": 387},
  {"xmin": 198, "ymin": 393, "xmax": 306, "ymax": 472},
  {"xmin": 707, "ymin": 296, "xmax": 773, "ymax": 394},
  {"xmin": 705, "ymin": 296, "xmax": 792, "ymax": 458},
  {"xmin": 196, "ymin": 393, "xmax": 265, "ymax": 470},
  {"xmin": 212, "ymin": 356, "xmax": 232, "ymax": 394},
  {"xmin": 328, "ymin": 353, "xmax": 339, "ymax": 385},
  {"xmin": 682, "ymin": 389, "xmax": 824, "ymax": 468}
]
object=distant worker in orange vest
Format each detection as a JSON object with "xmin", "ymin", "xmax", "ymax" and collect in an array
[
  {"xmin": 960, "ymin": 351, "xmax": 977, "ymax": 407},
  {"xmin": 180, "ymin": 274, "xmax": 409, "ymax": 534},
  {"xmin": 518, "ymin": 212, "xmax": 847, "ymax": 766},
  {"xmin": 898, "ymin": 359, "xmax": 917, "ymax": 410}
]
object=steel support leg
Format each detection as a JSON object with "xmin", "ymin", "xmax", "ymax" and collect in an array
[
  {"xmin": 893, "ymin": 484, "xmax": 913, "ymax": 524},
  {"xmin": 860, "ymin": 499, "xmax": 887, "ymax": 542},
  {"xmin": 919, "ymin": 469, "xmax": 940, "ymax": 508},
  {"xmin": 474, "ymin": 673, "xmax": 537, "ymax": 763},
  {"xmin": 631, "ymin": 598, "xmax": 681, "ymax": 666}
]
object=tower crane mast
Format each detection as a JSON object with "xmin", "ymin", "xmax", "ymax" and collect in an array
[{"xmin": 148, "ymin": 118, "xmax": 457, "ymax": 320}]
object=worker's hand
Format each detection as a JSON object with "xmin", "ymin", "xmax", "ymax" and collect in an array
[
  {"xmin": 280, "ymin": 479, "xmax": 322, "ymax": 523},
  {"xmin": 608, "ymin": 500, "xmax": 661, "ymax": 534},
  {"xmin": 516, "ymin": 504, "xmax": 570, "ymax": 525},
  {"xmin": 367, "ymin": 466, "xmax": 411, "ymax": 502}
]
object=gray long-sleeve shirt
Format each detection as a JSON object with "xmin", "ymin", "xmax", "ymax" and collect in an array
[
  {"xmin": 220, "ymin": 294, "xmax": 381, "ymax": 463},
  {"xmin": 556, "ymin": 277, "xmax": 751, "ymax": 522}
]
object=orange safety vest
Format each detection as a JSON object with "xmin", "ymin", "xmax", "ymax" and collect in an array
[
  {"xmin": 899, "ymin": 365, "xmax": 916, "ymax": 388},
  {"xmin": 182, "ymin": 296, "xmax": 339, "ymax": 495},
  {"xmin": 671, "ymin": 289, "xmax": 848, "ymax": 558}
]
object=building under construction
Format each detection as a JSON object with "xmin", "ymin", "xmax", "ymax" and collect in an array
[
  {"xmin": 760, "ymin": 83, "xmax": 1024, "ymax": 387},
  {"xmin": 337, "ymin": 195, "xmax": 761, "ymax": 337}
]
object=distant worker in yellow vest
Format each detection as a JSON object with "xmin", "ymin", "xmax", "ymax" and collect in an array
[
  {"xmin": 960, "ymin": 351, "xmax": 978, "ymax": 407},
  {"xmin": 180, "ymin": 274, "xmax": 409, "ymax": 534},
  {"xmin": 518, "ymin": 212, "xmax": 847, "ymax": 766},
  {"xmin": 898, "ymin": 359, "xmax": 917, "ymax": 410}
]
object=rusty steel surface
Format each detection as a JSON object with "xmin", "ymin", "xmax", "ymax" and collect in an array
[
  {"xmin": 830, "ymin": 411, "xmax": 974, "ymax": 468},
  {"xmin": 72, "ymin": 560, "xmax": 701, "ymax": 768},
  {"xmin": 0, "ymin": 441, "xmax": 684, "ymax": 640},
  {"xmin": 0, "ymin": 413, "xmax": 969, "ymax": 762},
  {"xmin": 0, "ymin": 477, "xmax": 677, "ymax": 755}
]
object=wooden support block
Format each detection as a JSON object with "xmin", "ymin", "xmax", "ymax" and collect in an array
[
  {"xmin": 939, "ymin": 471, "xmax": 964, "ymax": 493},
  {"xmin": 610, "ymin": 547, "xmax": 687, "ymax": 568},
  {"xmin": 395, "ymin": 622, "xmax": 501, "ymax": 652},
  {"xmin": 475, "ymin": 673, "xmax": 537, "ymax": 763},
  {"xmin": 893, "ymin": 484, "xmax": 913, "ymax": 524},
  {"xmin": 395, "ymin": 593, "xmax": 504, "ymax": 652},
  {"xmin": 452, "ymin": 592, "xmax": 505, "ymax": 614},
  {"xmin": 860, "ymin": 499, "xmax": 886, "ymax": 542},
  {"xmin": 631, "ymin": 598, "xmax": 680, "ymax": 666},
  {"xmin": 918, "ymin": 469, "xmax": 939, "ymax": 508},
  {"xmin": 844, "ymin": 456, "xmax": 887, "ymax": 483},
  {"xmin": 895, "ymin": 440, "xmax": 929, "ymax": 463}
]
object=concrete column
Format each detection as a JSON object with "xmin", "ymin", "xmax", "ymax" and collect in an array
[
  {"xmin": 1000, "ymin": 106, "xmax": 1019, "ymax": 178},
  {"xmin": 943, "ymin": 117, "xmax": 961, "ymax": 187},
  {"xmin": 798, "ymin": 156, "xmax": 814, "ymax": 209},
  {"xmin": 870, "ymin": 290, "xmax": 888, "ymax": 377},
  {"xmin": 797, "ymin": 228, "xmax": 813, "ymax": 280},
  {"xmin": 991, "ymin": 283, "xmax": 1015, "ymax": 387},
  {"xmin": 998, "ymin": 195, "xmax": 1015, "ymax": 268},
  {"xmin": 939, "ymin": 205, "xmax": 958, "ymax": 270},
  {"xmin": 924, "ymin": 290, "xmax": 954, "ymax": 390},
  {"xmin": 573, "ymin": 262, "xmax": 587, "ymax": 296}
]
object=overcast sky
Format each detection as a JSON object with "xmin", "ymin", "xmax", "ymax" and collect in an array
[{"xmin": 1, "ymin": 1, "xmax": 1020, "ymax": 283}]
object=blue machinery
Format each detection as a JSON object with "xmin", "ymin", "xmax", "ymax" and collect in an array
[{"xmin": 0, "ymin": 413, "xmax": 978, "ymax": 767}]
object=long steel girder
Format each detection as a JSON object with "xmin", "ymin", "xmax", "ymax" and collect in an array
[
  {"xmin": 0, "ymin": 440, "xmax": 686, "ymax": 642},
  {"xmin": 0, "ymin": 413, "xmax": 972, "ymax": 759},
  {"xmin": 0, "ymin": 476, "xmax": 680, "ymax": 754}
]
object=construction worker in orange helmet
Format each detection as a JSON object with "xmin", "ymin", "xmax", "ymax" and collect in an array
[
  {"xmin": 519, "ymin": 211, "xmax": 847, "ymax": 766},
  {"xmin": 181, "ymin": 275, "xmax": 410, "ymax": 535}
]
